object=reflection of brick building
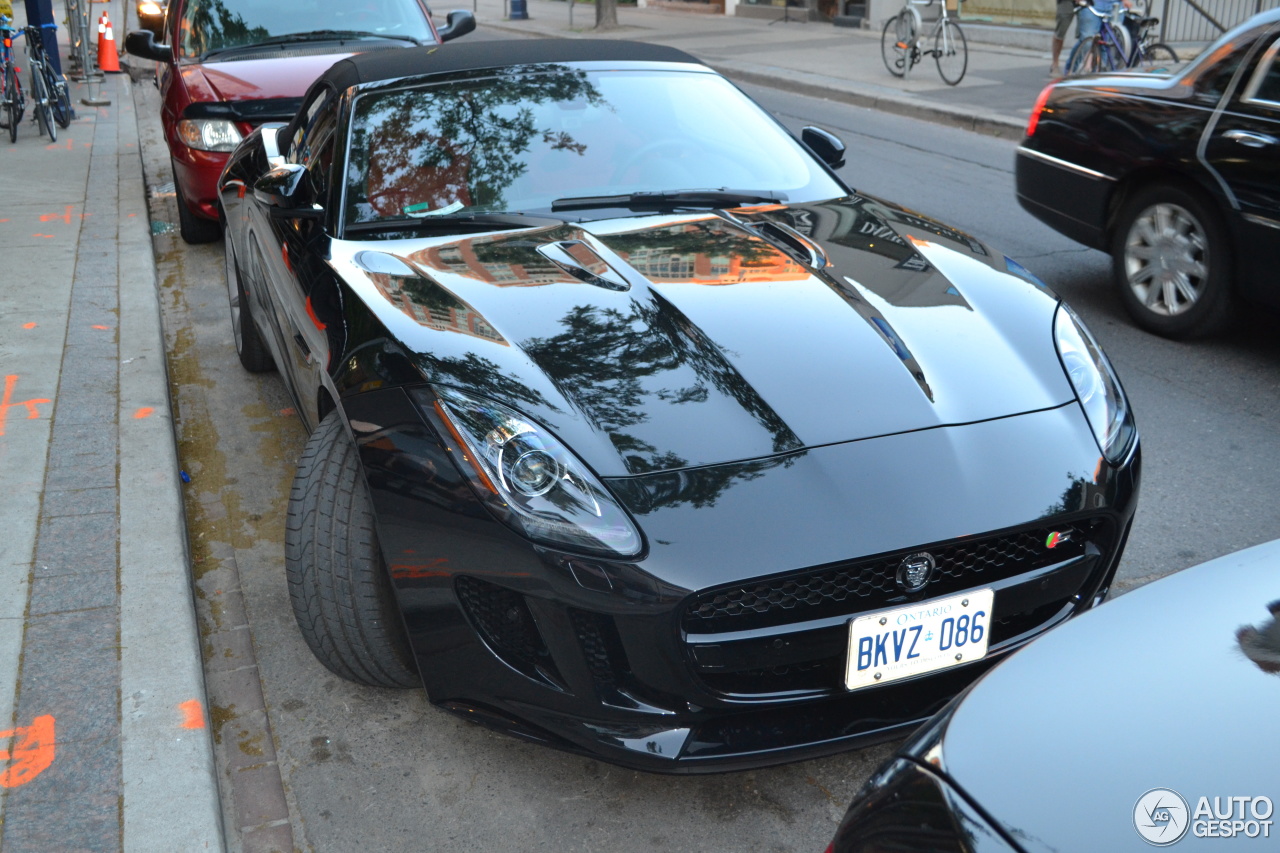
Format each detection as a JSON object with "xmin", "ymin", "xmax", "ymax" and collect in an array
[
  {"xmin": 620, "ymin": 246, "xmax": 807, "ymax": 285},
  {"xmin": 368, "ymin": 272, "xmax": 508, "ymax": 346},
  {"xmin": 412, "ymin": 243, "xmax": 564, "ymax": 287}
]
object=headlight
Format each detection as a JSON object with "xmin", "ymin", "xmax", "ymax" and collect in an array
[
  {"xmin": 1054, "ymin": 303, "xmax": 1134, "ymax": 462},
  {"xmin": 177, "ymin": 119, "xmax": 243, "ymax": 152},
  {"xmin": 412, "ymin": 386, "xmax": 643, "ymax": 557},
  {"xmin": 138, "ymin": 0, "xmax": 164, "ymax": 15}
]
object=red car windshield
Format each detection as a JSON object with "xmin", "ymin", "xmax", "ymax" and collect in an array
[{"xmin": 178, "ymin": 0, "xmax": 433, "ymax": 57}]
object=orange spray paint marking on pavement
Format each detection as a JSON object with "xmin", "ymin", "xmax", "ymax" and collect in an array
[
  {"xmin": 39, "ymin": 206, "xmax": 76, "ymax": 224},
  {"xmin": 0, "ymin": 375, "xmax": 52, "ymax": 436},
  {"xmin": 133, "ymin": 407, "xmax": 155, "ymax": 419},
  {"xmin": 92, "ymin": 325, "xmax": 111, "ymax": 330},
  {"xmin": 0, "ymin": 715, "xmax": 56, "ymax": 788},
  {"xmin": 32, "ymin": 234, "xmax": 54, "ymax": 239},
  {"xmin": 178, "ymin": 700, "xmax": 206, "ymax": 730},
  {"xmin": 22, "ymin": 323, "xmax": 36, "ymax": 329}
]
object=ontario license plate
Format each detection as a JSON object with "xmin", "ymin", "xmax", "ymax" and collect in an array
[{"xmin": 845, "ymin": 589, "xmax": 994, "ymax": 691}]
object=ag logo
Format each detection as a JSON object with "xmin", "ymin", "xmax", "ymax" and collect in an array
[
  {"xmin": 896, "ymin": 552, "xmax": 935, "ymax": 593},
  {"xmin": 1135, "ymin": 788, "xmax": 1190, "ymax": 846}
]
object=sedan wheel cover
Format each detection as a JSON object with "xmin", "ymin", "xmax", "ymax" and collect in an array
[{"xmin": 1123, "ymin": 202, "xmax": 1209, "ymax": 317}]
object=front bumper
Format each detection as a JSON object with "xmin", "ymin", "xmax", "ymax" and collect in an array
[{"xmin": 350, "ymin": 389, "xmax": 1140, "ymax": 773}]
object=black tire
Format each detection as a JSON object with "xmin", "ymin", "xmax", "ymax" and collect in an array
[
  {"xmin": 935, "ymin": 19, "xmax": 967, "ymax": 86},
  {"xmin": 285, "ymin": 411, "xmax": 419, "ymax": 689},
  {"xmin": 224, "ymin": 233, "xmax": 276, "ymax": 373},
  {"xmin": 1138, "ymin": 42, "xmax": 1179, "ymax": 70},
  {"xmin": 881, "ymin": 12, "xmax": 914, "ymax": 78},
  {"xmin": 46, "ymin": 66, "xmax": 72, "ymax": 129},
  {"xmin": 1111, "ymin": 183, "xmax": 1233, "ymax": 338},
  {"xmin": 4, "ymin": 66, "xmax": 18, "ymax": 144},
  {"xmin": 172, "ymin": 162, "xmax": 223, "ymax": 244},
  {"xmin": 30, "ymin": 68, "xmax": 54, "ymax": 142}
]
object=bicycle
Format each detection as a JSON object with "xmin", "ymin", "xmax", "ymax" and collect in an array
[
  {"xmin": 881, "ymin": 0, "xmax": 968, "ymax": 86},
  {"xmin": 22, "ymin": 24, "xmax": 72, "ymax": 140},
  {"xmin": 1, "ymin": 15, "xmax": 25, "ymax": 144},
  {"xmin": 1120, "ymin": 10, "xmax": 1179, "ymax": 69}
]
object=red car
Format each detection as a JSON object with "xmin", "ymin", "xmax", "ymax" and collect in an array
[{"xmin": 125, "ymin": 0, "xmax": 473, "ymax": 243}]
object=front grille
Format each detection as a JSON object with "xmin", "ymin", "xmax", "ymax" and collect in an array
[
  {"xmin": 684, "ymin": 522, "xmax": 1091, "ymax": 634},
  {"xmin": 456, "ymin": 576, "xmax": 560, "ymax": 684}
]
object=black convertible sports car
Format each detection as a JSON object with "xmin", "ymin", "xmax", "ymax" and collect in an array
[
  {"xmin": 1017, "ymin": 9, "xmax": 1280, "ymax": 339},
  {"xmin": 219, "ymin": 40, "xmax": 1140, "ymax": 772}
]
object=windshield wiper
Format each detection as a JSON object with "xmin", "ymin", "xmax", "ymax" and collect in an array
[
  {"xmin": 551, "ymin": 189, "xmax": 784, "ymax": 212},
  {"xmin": 344, "ymin": 212, "xmax": 566, "ymax": 235},
  {"xmin": 202, "ymin": 30, "xmax": 419, "ymax": 59}
]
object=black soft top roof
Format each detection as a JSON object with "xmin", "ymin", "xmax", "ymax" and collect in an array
[{"xmin": 319, "ymin": 39, "xmax": 703, "ymax": 92}]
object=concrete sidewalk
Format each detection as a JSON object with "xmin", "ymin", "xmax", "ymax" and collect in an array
[
  {"xmin": 468, "ymin": 0, "xmax": 1072, "ymax": 136},
  {"xmin": 0, "ymin": 8, "xmax": 224, "ymax": 851}
]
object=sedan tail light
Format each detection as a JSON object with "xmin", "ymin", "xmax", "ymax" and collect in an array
[{"xmin": 1026, "ymin": 83, "xmax": 1055, "ymax": 138}]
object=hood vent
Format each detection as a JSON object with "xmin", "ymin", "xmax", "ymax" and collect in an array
[{"xmin": 537, "ymin": 240, "xmax": 631, "ymax": 291}]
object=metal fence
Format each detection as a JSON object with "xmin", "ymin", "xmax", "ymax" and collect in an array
[{"xmin": 1150, "ymin": 0, "xmax": 1280, "ymax": 42}]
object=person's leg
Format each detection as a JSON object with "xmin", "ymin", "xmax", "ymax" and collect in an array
[{"xmin": 1051, "ymin": 1, "xmax": 1072, "ymax": 74}]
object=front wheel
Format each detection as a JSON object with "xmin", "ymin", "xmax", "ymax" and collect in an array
[
  {"xmin": 1137, "ymin": 42, "xmax": 1179, "ymax": 70},
  {"xmin": 30, "ymin": 68, "xmax": 54, "ymax": 142},
  {"xmin": 1111, "ymin": 184, "xmax": 1233, "ymax": 338},
  {"xmin": 1065, "ymin": 37, "xmax": 1093, "ymax": 75},
  {"xmin": 4, "ymin": 66, "xmax": 19, "ymax": 144},
  {"xmin": 881, "ymin": 11, "xmax": 916, "ymax": 78},
  {"xmin": 935, "ymin": 19, "xmax": 967, "ymax": 85},
  {"xmin": 285, "ymin": 411, "xmax": 420, "ymax": 689}
]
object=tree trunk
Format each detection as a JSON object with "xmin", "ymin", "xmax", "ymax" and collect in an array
[{"xmin": 595, "ymin": 0, "xmax": 619, "ymax": 29}]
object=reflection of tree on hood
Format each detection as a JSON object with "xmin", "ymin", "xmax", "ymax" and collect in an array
[
  {"xmin": 523, "ymin": 300, "xmax": 800, "ymax": 474},
  {"xmin": 351, "ymin": 69, "xmax": 605, "ymax": 221},
  {"xmin": 1238, "ymin": 600, "xmax": 1280, "ymax": 675},
  {"xmin": 606, "ymin": 222, "xmax": 784, "ymax": 269},
  {"xmin": 184, "ymin": 0, "xmax": 268, "ymax": 53}
]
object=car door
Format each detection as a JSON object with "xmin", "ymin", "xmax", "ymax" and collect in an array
[
  {"xmin": 1201, "ymin": 26, "xmax": 1280, "ymax": 308},
  {"xmin": 252, "ymin": 86, "xmax": 342, "ymax": 427}
]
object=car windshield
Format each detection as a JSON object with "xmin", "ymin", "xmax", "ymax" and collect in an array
[
  {"xmin": 342, "ymin": 67, "xmax": 846, "ymax": 227},
  {"xmin": 179, "ymin": 0, "xmax": 432, "ymax": 58}
]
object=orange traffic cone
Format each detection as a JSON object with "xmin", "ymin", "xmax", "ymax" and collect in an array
[{"xmin": 97, "ymin": 12, "xmax": 121, "ymax": 73}]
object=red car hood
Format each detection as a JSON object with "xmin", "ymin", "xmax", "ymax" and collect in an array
[{"xmin": 180, "ymin": 53, "xmax": 358, "ymax": 103}]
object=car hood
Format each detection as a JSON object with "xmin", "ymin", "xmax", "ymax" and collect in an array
[
  {"xmin": 180, "ymin": 53, "xmax": 359, "ymax": 104},
  {"xmin": 921, "ymin": 540, "xmax": 1280, "ymax": 853},
  {"xmin": 331, "ymin": 196, "xmax": 1077, "ymax": 477}
]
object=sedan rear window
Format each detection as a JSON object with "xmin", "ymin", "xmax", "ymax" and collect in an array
[{"xmin": 342, "ymin": 68, "xmax": 846, "ymax": 226}]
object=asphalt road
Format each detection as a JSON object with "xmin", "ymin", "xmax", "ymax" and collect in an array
[{"xmin": 133, "ymin": 35, "xmax": 1280, "ymax": 853}]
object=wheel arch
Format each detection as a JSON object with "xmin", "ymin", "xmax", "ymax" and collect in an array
[{"xmin": 1104, "ymin": 166, "xmax": 1231, "ymax": 247}]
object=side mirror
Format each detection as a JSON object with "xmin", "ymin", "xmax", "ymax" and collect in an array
[
  {"xmin": 802, "ymin": 126, "xmax": 846, "ymax": 170},
  {"xmin": 437, "ymin": 10, "xmax": 476, "ymax": 42},
  {"xmin": 124, "ymin": 29, "xmax": 172, "ymax": 63},
  {"xmin": 254, "ymin": 164, "xmax": 322, "ymax": 219}
]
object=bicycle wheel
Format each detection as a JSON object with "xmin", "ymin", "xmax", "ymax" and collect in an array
[
  {"xmin": 1095, "ymin": 34, "xmax": 1125, "ymax": 72},
  {"xmin": 1137, "ymin": 42, "xmax": 1179, "ymax": 71},
  {"xmin": 44, "ymin": 64, "xmax": 71, "ymax": 128},
  {"xmin": 881, "ymin": 11, "xmax": 917, "ymax": 79},
  {"xmin": 1065, "ymin": 38, "xmax": 1092, "ymax": 75},
  {"xmin": 30, "ymin": 66, "xmax": 54, "ymax": 142},
  {"xmin": 935, "ymin": 19, "xmax": 967, "ymax": 86},
  {"xmin": 4, "ymin": 66, "xmax": 18, "ymax": 143}
]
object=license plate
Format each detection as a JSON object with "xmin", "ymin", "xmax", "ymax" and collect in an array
[{"xmin": 845, "ymin": 589, "xmax": 994, "ymax": 691}]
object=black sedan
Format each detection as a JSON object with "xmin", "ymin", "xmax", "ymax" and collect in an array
[
  {"xmin": 828, "ymin": 540, "xmax": 1280, "ymax": 851},
  {"xmin": 218, "ymin": 39, "xmax": 1140, "ymax": 772},
  {"xmin": 1017, "ymin": 9, "xmax": 1280, "ymax": 339}
]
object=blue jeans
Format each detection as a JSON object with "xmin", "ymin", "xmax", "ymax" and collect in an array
[{"xmin": 1078, "ymin": 7, "xmax": 1103, "ymax": 39}]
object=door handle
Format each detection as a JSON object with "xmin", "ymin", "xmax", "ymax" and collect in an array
[
  {"xmin": 1223, "ymin": 129, "xmax": 1278, "ymax": 148},
  {"xmin": 293, "ymin": 333, "xmax": 313, "ymax": 364}
]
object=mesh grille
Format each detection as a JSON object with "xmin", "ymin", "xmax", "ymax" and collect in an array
[
  {"xmin": 569, "ymin": 609, "xmax": 628, "ymax": 687},
  {"xmin": 456, "ymin": 576, "xmax": 555, "ymax": 679},
  {"xmin": 683, "ymin": 523, "xmax": 1090, "ymax": 634}
]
